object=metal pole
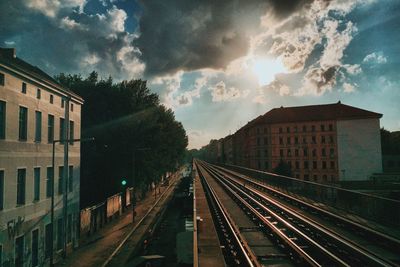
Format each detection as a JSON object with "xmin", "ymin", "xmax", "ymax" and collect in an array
[
  {"xmin": 132, "ymin": 150, "xmax": 136, "ymax": 223},
  {"xmin": 62, "ymin": 97, "xmax": 70, "ymax": 258},
  {"xmin": 50, "ymin": 141, "xmax": 55, "ymax": 266}
]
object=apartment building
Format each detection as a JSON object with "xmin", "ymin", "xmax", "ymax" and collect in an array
[
  {"xmin": 0, "ymin": 48, "xmax": 83, "ymax": 266},
  {"xmin": 212, "ymin": 102, "xmax": 382, "ymax": 183}
]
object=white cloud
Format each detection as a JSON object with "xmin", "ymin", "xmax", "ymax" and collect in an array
[
  {"xmin": 81, "ymin": 53, "xmax": 100, "ymax": 66},
  {"xmin": 343, "ymin": 64, "xmax": 362, "ymax": 75},
  {"xmin": 116, "ymin": 41, "xmax": 145, "ymax": 78},
  {"xmin": 343, "ymin": 82, "xmax": 356, "ymax": 93},
  {"xmin": 25, "ymin": 0, "xmax": 86, "ymax": 17},
  {"xmin": 60, "ymin": 16, "xmax": 84, "ymax": 30},
  {"xmin": 264, "ymin": 79, "xmax": 290, "ymax": 96},
  {"xmin": 150, "ymin": 71, "xmax": 184, "ymax": 109},
  {"xmin": 363, "ymin": 52, "xmax": 387, "ymax": 64},
  {"xmin": 252, "ymin": 94, "xmax": 267, "ymax": 104},
  {"xmin": 209, "ymin": 81, "xmax": 249, "ymax": 102}
]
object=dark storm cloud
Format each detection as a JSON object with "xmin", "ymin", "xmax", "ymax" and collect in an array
[
  {"xmin": 0, "ymin": 0, "xmax": 143, "ymax": 80},
  {"xmin": 136, "ymin": 0, "xmax": 312, "ymax": 76}
]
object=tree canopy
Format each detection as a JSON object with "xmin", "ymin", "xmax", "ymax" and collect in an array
[{"xmin": 55, "ymin": 72, "xmax": 188, "ymax": 206}]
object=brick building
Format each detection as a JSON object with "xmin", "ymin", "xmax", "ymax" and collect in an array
[{"xmin": 207, "ymin": 102, "xmax": 383, "ymax": 183}]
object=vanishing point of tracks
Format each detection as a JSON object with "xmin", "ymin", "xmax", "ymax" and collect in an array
[{"xmin": 195, "ymin": 159, "xmax": 400, "ymax": 267}]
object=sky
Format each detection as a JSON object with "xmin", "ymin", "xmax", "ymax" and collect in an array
[{"xmin": 1, "ymin": 0, "xmax": 399, "ymax": 149}]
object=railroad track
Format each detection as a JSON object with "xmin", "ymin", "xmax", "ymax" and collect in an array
[
  {"xmin": 196, "ymin": 160, "xmax": 399, "ymax": 266},
  {"xmin": 102, "ymin": 171, "xmax": 181, "ymax": 267},
  {"xmin": 197, "ymin": 161, "xmax": 261, "ymax": 267}
]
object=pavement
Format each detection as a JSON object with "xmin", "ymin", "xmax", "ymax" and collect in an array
[{"xmin": 56, "ymin": 186, "xmax": 169, "ymax": 267}]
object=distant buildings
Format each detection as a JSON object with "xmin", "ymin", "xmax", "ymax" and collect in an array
[
  {"xmin": 203, "ymin": 102, "xmax": 383, "ymax": 183},
  {"xmin": 0, "ymin": 48, "xmax": 83, "ymax": 266}
]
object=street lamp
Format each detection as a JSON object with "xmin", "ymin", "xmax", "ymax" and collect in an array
[{"xmin": 50, "ymin": 137, "xmax": 94, "ymax": 266}]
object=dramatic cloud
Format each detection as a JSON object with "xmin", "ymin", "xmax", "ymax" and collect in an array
[{"xmin": 135, "ymin": 0, "xmax": 312, "ymax": 76}]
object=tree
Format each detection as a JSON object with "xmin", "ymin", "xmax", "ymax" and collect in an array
[
  {"xmin": 273, "ymin": 160, "xmax": 293, "ymax": 177},
  {"xmin": 55, "ymin": 72, "xmax": 188, "ymax": 206}
]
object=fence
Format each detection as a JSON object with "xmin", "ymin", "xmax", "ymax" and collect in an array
[
  {"xmin": 80, "ymin": 187, "xmax": 133, "ymax": 237},
  {"xmin": 222, "ymin": 164, "xmax": 400, "ymax": 227}
]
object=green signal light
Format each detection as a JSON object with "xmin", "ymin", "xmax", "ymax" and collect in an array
[{"xmin": 121, "ymin": 179, "xmax": 127, "ymax": 186}]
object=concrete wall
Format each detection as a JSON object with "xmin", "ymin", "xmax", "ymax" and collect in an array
[
  {"xmin": 337, "ymin": 118, "xmax": 382, "ymax": 181},
  {"xmin": 0, "ymin": 64, "xmax": 82, "ymax": 266}
]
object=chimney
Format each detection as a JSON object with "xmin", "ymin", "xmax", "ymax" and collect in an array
[{"xmin": 0, "ymin": 48, "xmax": 16, "ymax": 59}]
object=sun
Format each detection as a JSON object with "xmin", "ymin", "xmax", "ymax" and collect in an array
[{"xmin": 251, "ymin": 57, "xmax": 287, "ymax": 86}]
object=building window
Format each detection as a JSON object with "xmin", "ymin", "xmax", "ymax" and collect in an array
[
  {"xmin": 69, "ymin": 121, "xmax": 74, "ymax": 145},
  {"xmin": 257, "ymin": 137, "xmax": 260, "ymax": 145},
  {"xmin": 61, "ymin": 99, "xmax": 65, "ymax": 108},
  {"xmin": 313, "ymin": 175, "xmax": 318, "ymax": 181},
  {"xmin": 323, "ymin": 175, "xmax": 327, "ymax": 182},
  {"xmin": 295, "ymin": 136, "xmax": 298, "ymax": 144},
  {"xmin": 46, "ymin": 167, "xmax": 53, "ymax": 198},
  {"xmin": 329, "ymin": 124, "xmax": 333, "ymax": 131},
  {"xmin": 321, "ymin": 136, "xmax": 326, "ymax": 144},
  {"xmin": 294, "ymin": 126, "xmax": 298, "ymax": 133},
  {"xmin": 295, "ymin": 149, "xmax": 299, "ymax": 157},
  {"xmin": 311, "ymin": 125, "xmax": 315, "ymax": 132},
  {"xmin": 60, "ymin": 118, "xmax": 65, "ymax": 143},
  {"xmin": 45, "ymin": 223, "xmax": 52, "ymax": 258},
  {"xmin": 304, "ymin": 161, "xmax": 309, "ymax": 169},
  {"xmin": 35, "ymin": 111, "xmax": 41, "ymax": 142},
  {"xmin": 58, "ymin": 166, "xmax": 64, "ymax": 194},
  {"xmin": 264, "ymin": 127, "xmax": 268, "ymax": 134},
  {"xmin": 303, "ymin": 125, "xmax": 307, "ymax": 132},
  {"xmin": 57, "ymin": 218, "xmax": 63, "ymax": 250},
  {"xmin": 0, "ymin": 72, "xmax": 4, "ymax": 85},
  {"xmin": 71, "ymin": 103, "xmax": 74, "ymax": 112},
  {"xmin": 330, "ymin": 161, "xmax": 335, "ymax": 169},
  {"xmin": 264, "ymin": 137, "xmax": 268, "ymax": 145},
  {"xmin": 322, "ymin": 148, "xmax": 326, "ymax": 156},
  {"xmin": 287, "ymin": 127, "xmax": 290, "ymax": 133},
  {"xmin": 68, "ymin": 166, "xmax": 73, "ymax": 193},
  {"xmin": 303, "ymin": 137, "xmax": 307, "ymax": 144},
  {"xmin": 304, "ymin": 174, "xmax": 309, "ymax": 181},
  {"xmin": 0, "ymin": 101, "xmax": 5, "ymax": 139},
  {"xmin": 21, "ymin": 82, "xmax": 27, "ymax": 94},
  {"xmin": 0, "ymin": 170, "xmax": 4, "ymax": 210},
  {"xmin": 279, "ymin": 138, "xmax": 283, "ymax": 145},
  {"xmin": 265, "ymin": 162, "xmax": 269, "ymax": 170},
  {"xmin": 34, "ymin": 168, "xmax": 40, "ymax": 201},
  {"xmin": 19, "ymin": 106, "xmax": 28, "ymax": 141},
  {"xmin": 329, "ymin": 135, "xmax": 334, "ymax": 144},
  {"xmin": 48, "ymin": 115, "xmax": 54, "ymax": 143},
  {"xmin": 322, "ymin": 161, "xmax": 327, "ymax": 169},
  {"xmin": 280, "ymin": 149, "xmax": 284, "ymax": 157},
  {"xmin": 17, "ymin": 169, "xmax": 26, "ymax": 205},
  {"xmin": 279, "ymin": 127, "xmax": 283, "ymax": 133},
  {"xmin": 67, "ymin": 214, "xmax": 72, "ymax": 243},
  {"xmin": 286, "ymin": 137, "xmax": 290, "ymax": 144},
  {"xmin": 15, "ymin": 235, "xmax": 25, "ymax": 267},
  {"xmin": 32, "ymin": 229, "xmax": 39, "ymax": 267},
  {"xmin": 321, "ymin": 124, "xmax": 325, "ymax": 131},
  {"xmin": 50, "ymin": 94, "xmax": 54, "ymax": 104},
  {"xmin": 287, "ymin": 149, "xmax": 291, "ymax": 157},
  {"xmin": 313, "ymin": 161, "xmax": 317, "ymax": 169},
  {"xmin": 312, "ymin": 149, "xmax": 317, "ymax": 157},
  {"xmin": 330, "ymin": 148, "xmax": 335, "ymax": 157},
  {"xmin": 295, "ymin": 161, "xmax": 299, "ymax": 169},
  {"xmin": 312, "ymin": 136, "xmax": 316, "ymax": 144},
  {"xmin": 303, "ymin": 148, "xmax": 308, "ymax": 156},
  {"xmin": 36, "ymin": 89, "xmax": 41, "ymax": 99}
]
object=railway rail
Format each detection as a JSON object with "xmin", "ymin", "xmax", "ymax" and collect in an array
[{"xmin": 196, "ymin": 159, "xmax": 399, "ymax": 267}]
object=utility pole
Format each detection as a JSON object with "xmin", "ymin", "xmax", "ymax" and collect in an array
[{"xmin": 62, "ymin": 96, "xmax": 70, "ymax": 258}]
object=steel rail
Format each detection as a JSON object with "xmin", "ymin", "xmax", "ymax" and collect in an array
[
  {"xmin": 214, "ymin": 163, "xmax": 400, "ymax": 252},
  {"xmin": 199, "ymin": 161, "xmax": 347, "ymax": 267},
  {"xmin": 203, "ymin": 161, "xmax": 396, "ymax": 267},
  {"xmin": 196, "ymin": 162, "xmax": 260, "ymax": 267}
]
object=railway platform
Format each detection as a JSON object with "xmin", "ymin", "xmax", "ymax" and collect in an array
[{"xmin": 193, "ymin": 163, "xmax": 225, "ymax": 267}]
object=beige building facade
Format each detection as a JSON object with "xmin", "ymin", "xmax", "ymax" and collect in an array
[{"xmin": 0, "ymin": 48, "xmax": 83, "ymax": 266}]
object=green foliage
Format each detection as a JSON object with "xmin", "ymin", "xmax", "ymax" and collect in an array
[
  {"xmin": 55, "ymin": 72, "xmax": 188, "ymax": 206},
  {"xmin": 273, "ymin": 160, "xmax": 293, "ymax": 177},
  {"xmin": 381, "ymin": 128, "xmax": 400, "ymax": 155}
]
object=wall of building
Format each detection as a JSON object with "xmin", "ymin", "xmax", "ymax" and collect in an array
[
  {"xmin": 0, "ymin": 66, "xmax": 82, "ymax": 266},
  {"xmin": 337, "ymin": 118, "xmax": 382, "ymax": 181}
]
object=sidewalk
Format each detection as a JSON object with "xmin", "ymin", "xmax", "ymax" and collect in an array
[{"xmin": 56, "ymin": 186, "xmax": 169, "ymax": 267}]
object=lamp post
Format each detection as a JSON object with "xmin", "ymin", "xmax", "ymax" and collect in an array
[
  {"xmin": 50, "ymin": 137, "xmax": 94, "ymax": 266},
  {"xmin": 132, "ymin": 147, "xmax": 150, "ymax": 223}
]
